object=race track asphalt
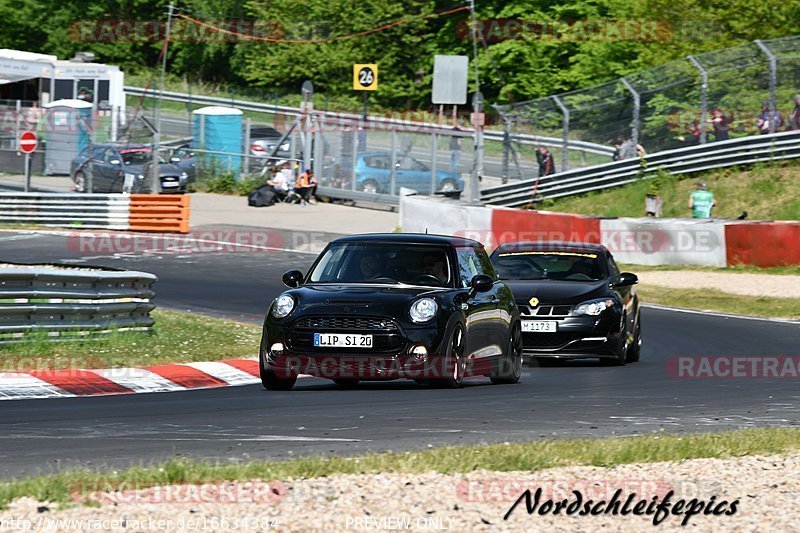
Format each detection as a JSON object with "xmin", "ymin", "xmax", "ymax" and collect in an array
[{"xmin": 1, "ymin": 230, "xmax": 799, "ymax": 478}]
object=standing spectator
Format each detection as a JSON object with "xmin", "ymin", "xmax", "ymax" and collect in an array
[
  {"xmin": 709, "ymin": 107, "xmax": 730, "ymax": 141},
  {"xmin": 294, "ymin": 168, "xmax": 318, "ymax": 205},
  {"xmin": 23, "ymin": 102, "xmax": 40, "ymax": 131},
  {"xmin": 449, "ymin": 128, "xmax": 461, "ymax": 175},
  {"xmin": 756, "ymin": 101, "xmax": 783, "ymax": 134},
  {"xmin": 612, "ymin": 137, "xmax": 623, "ymax": 160},
  {"xmin": 536, "ymin": 146, "xmax": 555, "ymax": 177},
  {"xmin": 689, "ymin": 181, "xmax": 717, "ymax": 218},
  {"xmin": 788, "ymin": 94, "xmax": 800, "ymax": 131}
]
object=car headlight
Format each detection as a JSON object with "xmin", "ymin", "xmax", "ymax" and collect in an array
[
  {"xmin": 136, "ymin": 174, "xmax": 144, "ymax": 180},
  {"xmin": 409, "ymin": 298, "xmax": 438, "ymax": 323},
  {"xmin": 573, "ymin": 298, "xmax": 615, "ymax": 316},
  {"xmin": 180, "ymin": 172, "xmax": 188, "ymax": 180},
  {"xmin": 271, "ymin": 294, "xmax": 295, "ymax": 318}
]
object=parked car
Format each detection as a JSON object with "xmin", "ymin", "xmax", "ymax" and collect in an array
[
  {"xmin": 249, "ymin": 126, "xmax": 291, "ymax": 170},
  {"xmin": 354, "ymin": 152, "xmax": 463, "ymax": 194},
  {"xmin": 490, "ymin": 241, "xmax": 641, "ymax": 366},
  {"xmin": 70, "ymin": 144, "xmax": 189, "ymax": 193},
  {"xmin": 259, "ymin": 233, "xmax": 522, "ymax": 390}
]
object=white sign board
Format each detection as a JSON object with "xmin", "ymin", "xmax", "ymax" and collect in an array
[{"xmin": 432, "ymin": 55, "xmax": 468, "ymax": 105}]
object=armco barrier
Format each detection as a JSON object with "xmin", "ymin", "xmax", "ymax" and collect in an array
[
  {"xmin": 725, "ymin": 221, "xmax": 800, "ymax": 267},
  {"xmin": 0, "ymin": 193, "xmax": 190, "ymax": 233},
  {"xmin": 399, "ymin": 195, "xmax": 800, "ymax": 267},
  {"xmin": 0, "ymin": 264, "xmax": 157, "ymax": 341}
]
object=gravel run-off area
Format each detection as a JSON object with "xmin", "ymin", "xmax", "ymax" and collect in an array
[
  {"xmin": 1, "ymin": 452, "xmax": 798, "ymax": 531},
  {"xmin": 638, "ymin": 271, "xmax": 800, "ymax": 299}
]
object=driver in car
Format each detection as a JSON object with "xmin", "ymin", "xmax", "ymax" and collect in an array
[
  {"xmin": 422, "ymin": 254, "xmax": 448, "ymax": 284},
  {"xmin": 359, "ymin": 254, "xmax": 382, "ymax": 280}
]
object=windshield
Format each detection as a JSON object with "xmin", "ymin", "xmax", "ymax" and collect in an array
[
  {"xmin": 121, "ymin": 150, "xmax": 166, "ymax": 166},
  {"xmin": 308, "ymin": 242, "xmax": 453, "ymax": 287},
  {"xmin": 493, "ymin": 251, "xmax": 606, "ymax": 281}
]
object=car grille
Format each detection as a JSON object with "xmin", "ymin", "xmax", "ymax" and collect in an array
[
  {"xmin": 522, "ymin": 331, "xmax": 582, "ymax": 349},
  {"xmin": 294, "ymin": 316, "xmax": 399, "ymax": 332},
  {"xmin": 518, "ymin": 303, "xmax": 572, "ymax": 317}
]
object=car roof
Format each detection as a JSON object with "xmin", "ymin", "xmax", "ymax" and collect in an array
[
  {"xmin": 331, "ymin": 233, "xmax": 482, "ymax": 247},
  {"xmin": 493, "ymin": 241, "xmax": 609, "ymax": 255}
]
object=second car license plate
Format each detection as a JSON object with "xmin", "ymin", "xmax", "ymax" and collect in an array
[
  {"xmin": 161, "ymin": 181, "xmax": 179, "ymax": 188},
  {"xmin": 314, "ymin": 333, "xmax": 373, "ymax": 348},
  {"xmin": 521, "ymin": 321, "xmax": 557, "ymax": 333}
]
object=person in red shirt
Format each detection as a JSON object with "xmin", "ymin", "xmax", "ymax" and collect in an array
[{"xmin": 294, "ymin": 168, "xmax": 317, "ymax": 205}]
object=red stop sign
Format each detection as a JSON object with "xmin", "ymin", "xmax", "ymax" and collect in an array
[{"xmin": 19, "ymin": 131, "xmax": 37, "ymax": 154}]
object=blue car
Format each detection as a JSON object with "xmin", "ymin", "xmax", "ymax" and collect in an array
[{"xmin": 355, "ymin": 152, "xmax": 463, "ymax": 194}]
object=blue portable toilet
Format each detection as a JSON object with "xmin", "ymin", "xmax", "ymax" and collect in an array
[
  {"xmin": 42, "ymin": 99, "xmax": 93, "ymax": 175},
  {"xmin": 192, "ymin": 106, "xmax": 243, "ymax": 176}
]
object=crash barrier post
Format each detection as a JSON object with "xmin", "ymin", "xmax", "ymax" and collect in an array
[
  {"xmin": 128, "ymin": 194, "xmax": 190, "ymax": 234},
  {"xmin": 0, "ymin": 193, "xmax": 190, "ymax": 233},
  {"xmin": 0, "ymin": 264, "xmax": 156, "ymax": 342}
]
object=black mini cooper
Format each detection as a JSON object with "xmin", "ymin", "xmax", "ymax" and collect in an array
[
  {"xmin": 490, "ymin": 241, "xmax": 641, "ymax": 366},
  {"xmin": 260, "ymin": 234, "xmax": 523, "ymax": 390}
]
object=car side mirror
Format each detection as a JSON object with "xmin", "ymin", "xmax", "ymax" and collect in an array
[
  {"xmin": 470, "ymin": 274, "xmax": 494, "ymax": 296},
  {"xmin": 282, "ymin": 269, "xmax": 304, "ymax": 288},
  {"xmin": 109, "ymin": 159, "xmax": 121, "ymax": 165},
  {"xmin": 614, "ymin": 272, "xmax": 639, "ymax": 287}
]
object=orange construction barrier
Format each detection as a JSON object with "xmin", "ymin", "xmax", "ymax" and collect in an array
[{"xmin": 128, "ymin": 194, "xmax": 190, "ymax": 233}]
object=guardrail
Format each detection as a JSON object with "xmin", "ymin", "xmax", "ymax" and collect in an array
[
  {"xmin": 480, "ymin": 130, "xmax": 800, "ymax": 207},
  {"xmin": 0, "ymin": 193, "xmax": 190, "ymax": 233},
  {"xmin": 0, "ymin": 264, "xmax": 157, "ymax": 341}
]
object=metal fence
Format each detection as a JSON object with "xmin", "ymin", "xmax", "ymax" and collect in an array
[
  {"xmin": 481, "ymin": 130, "xmax": 800, "ymax": 207},
  {"xmin": 497, "ymin": 35, "xmax": 800, "ymax": 177},
  {"xmin": 123, "ymin": 86, "xmax": 617, "ymax": 204},
  {"xmin": 0, "ymin": 264, "xmax": 156, "ymax": 341}
]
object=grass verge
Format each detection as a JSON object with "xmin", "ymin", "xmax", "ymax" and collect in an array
[
  {"xmin": 621, "ymin": 263, "xmax": 800, "ymax": 276},
  {"xmin": 638, "ymin": 285, "xmax": 800, "ymax": 319},
  {"xmin": 540, "ymin": 160, "xmax": 800, "ymax": 221},
  {"xmin": 1, "ymin": 427, "xmax": 799, "ymax": 508},
  {"xmin": 0, "ymin": 310, "xmax": 261, "ymax": 370}
]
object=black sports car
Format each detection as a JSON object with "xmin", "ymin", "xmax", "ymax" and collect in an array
[
  {"xmin": 260, "ymin": 234, "xmax": 523, "ymax": 390},
  {"xmin": 490, "ymin": 241, "xmax": 641, "ymax": 365}
]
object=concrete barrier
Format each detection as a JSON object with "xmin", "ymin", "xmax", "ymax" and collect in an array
[
  {"xmin": 600, "ymin": 218, "xmax": 727, "ymax": 267},
  {"xmin": 399, "ymin": 195, "xmax": 800, "ymax": 267},
  {"xmin": 725, "ymin": 221, "xmax": 800, "ymax": 267}
]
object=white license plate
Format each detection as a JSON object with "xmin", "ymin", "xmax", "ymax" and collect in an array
[
  {"xmin": 522, "ymin": 320, "xmax": 557, "ymax": 333},
  {"xmin": 161, "ymin": 181, "xmax": 179, "ymax": 187},
  {"xmin": 314, "ymin": 333, "xmax": 373, "ymax": 348}
]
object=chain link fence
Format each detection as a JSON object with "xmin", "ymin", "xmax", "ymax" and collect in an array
[{"xmin": 497, "ymin": 35, "xmax": 800, "ymax": 176}]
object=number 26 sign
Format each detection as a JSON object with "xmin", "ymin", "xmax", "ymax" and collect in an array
[{"xmin": 353, "ymin": 64, "xmax": 378, "ymax": 91}]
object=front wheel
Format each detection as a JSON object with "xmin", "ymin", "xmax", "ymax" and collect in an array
[
  {"xmin": 491, "ymin": 323, "xmax": 523, "ymax": 384},
  {"xmin": 438, "ymin": 178, "xmax": 457, "ymax": 192},
  {"xmin": 74, "ymin": 172, "xmax": 86, "ymax": 193},
  {"xmin": 626, "ymin": 313, "xmax": 642, "ymax": 363},
  {"xmin": 361, "ymin": 180, "xmax": 380, "ymax": 194},
  {"xmin": 259, "ymin": 350, "xmax": 297, "ymax": 391},
  {"xmin": 435, "ymin": 326, "xmax": 465, "ymax": 388}
]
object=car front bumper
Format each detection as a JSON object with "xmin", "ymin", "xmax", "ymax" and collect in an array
[
  {"xmin": 520, "ymin": 313, "xmax": 622, "ymax": 360},
  {"xmin": 262, "ymin": 318, "xmax": 466, "ymax": 380}
]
